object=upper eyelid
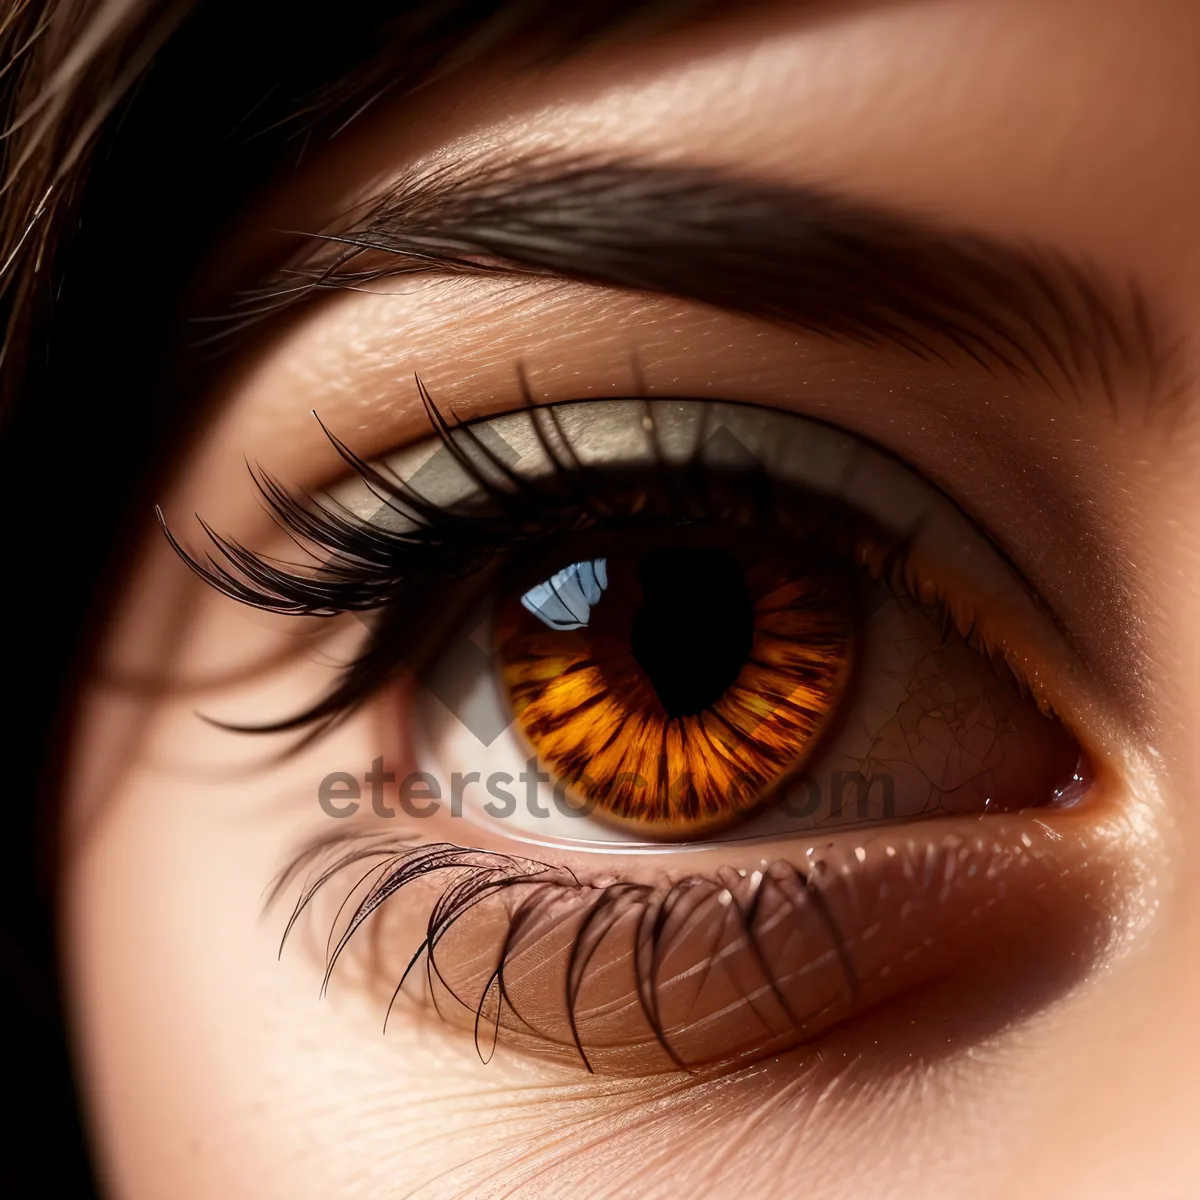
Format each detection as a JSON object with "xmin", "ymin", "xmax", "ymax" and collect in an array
[
  {"xmin": 186, "ymin": 391, "xmax": 1072, "ymax": 673},
  {"xmin": 346, "ymin": 395, "xmax": 1072, "ymax": 639},
  {"xmin": 363, "ymin": 396, "xmax": 1107, "ymax": 748}
]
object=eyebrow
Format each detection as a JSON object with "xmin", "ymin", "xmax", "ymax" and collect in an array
[{"xmin": 227, "ymin": 155, "xmax": 1181, "ymax": 408}]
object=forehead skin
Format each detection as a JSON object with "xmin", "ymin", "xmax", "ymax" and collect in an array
[{"xmin": 63, "ymin": 2, "xmax": 1200, "ymax": 1199}]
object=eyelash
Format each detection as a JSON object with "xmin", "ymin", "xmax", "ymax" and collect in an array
[
  {"xmin": 272, "ymin": 831, "xmax": 859, "ymax": 1074},
  {"xmin": 164, "ymin": 378, "xmax": 1013, "ymax": 744}
]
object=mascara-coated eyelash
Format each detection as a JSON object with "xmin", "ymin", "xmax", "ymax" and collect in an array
[
  {"xmin": 160, "ymin": 384, "xmax": 883, "ymax": 738},
  {"xmin": 161, "ymin": 380, "xmax": 654, "ymax": 739},
  {"xmin": 161, "ymin": 380, "xmax": 1056, "ymax": 751}
]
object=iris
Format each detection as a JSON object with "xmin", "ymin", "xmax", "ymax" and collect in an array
[{"xmin": 496, "ymin": 533, "xmax": 856, "ymax": 836}]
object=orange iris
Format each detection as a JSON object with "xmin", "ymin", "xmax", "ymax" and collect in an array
[{"xmin": 494, "ymin": 535, "xmax": 856, "ymax": 836}]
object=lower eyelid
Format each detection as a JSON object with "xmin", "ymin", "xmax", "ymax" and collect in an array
[{"xmin": 283, "ymin": 808, "xmax": 1127, "ymax": 1077}]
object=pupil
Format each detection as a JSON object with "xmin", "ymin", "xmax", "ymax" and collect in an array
[{"xmin": 630, "ymin": 546, "xmax": 755, "ymax": 718}]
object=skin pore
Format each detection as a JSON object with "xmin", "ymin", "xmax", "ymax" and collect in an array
[{"xmin": 61, "ymin": 1, "xmax": 1200, "ymax": 1197}]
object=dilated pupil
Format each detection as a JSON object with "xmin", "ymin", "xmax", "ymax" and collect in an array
[{"xmin": 630, "ymin": 546, "xmax": 755, "ymax": 717}]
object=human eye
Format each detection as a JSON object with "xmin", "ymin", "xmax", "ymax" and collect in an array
[
  {"xmin": 48, "ymin": 3, "xmax": 1200, "ymax": 1196},
  {"xmin": 168, "ymin": 384, "xmax": 1113, "ymax": 1077}
]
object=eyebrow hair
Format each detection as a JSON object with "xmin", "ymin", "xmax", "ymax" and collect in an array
[{"xmin": 225, "ymin": 155, "xmax": 1182, "ymax": 408}]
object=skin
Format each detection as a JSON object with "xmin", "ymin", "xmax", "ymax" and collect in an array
[{"xmin": 61, "ymin": 0, "xmax": 1200, "ymax": 1196}]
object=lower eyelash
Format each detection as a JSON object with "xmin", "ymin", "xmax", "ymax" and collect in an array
[
  {"xmin": 273, "ymin": 834, "xmax": 860, "ymax": 1074},
  {"xmin": 272, "ymin": 797, "xmax": 1121, "ymax": 1079}
]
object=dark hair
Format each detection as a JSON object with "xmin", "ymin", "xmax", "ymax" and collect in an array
[{"xmin": 0, "ymin": 1, "xmax": 718, "ymax": 1192}]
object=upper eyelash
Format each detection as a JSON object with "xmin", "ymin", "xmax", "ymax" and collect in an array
[
  {"xmin": 271, "ymin": 833, "xmax": 857, "ymax": 1073},
  {"xmin": 158, "ymin": 379, "xmax": 907, "ymax": 743},
  {"xmin": 161, "ymin": 376, "xmax": 788, "ymax": 618}
]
